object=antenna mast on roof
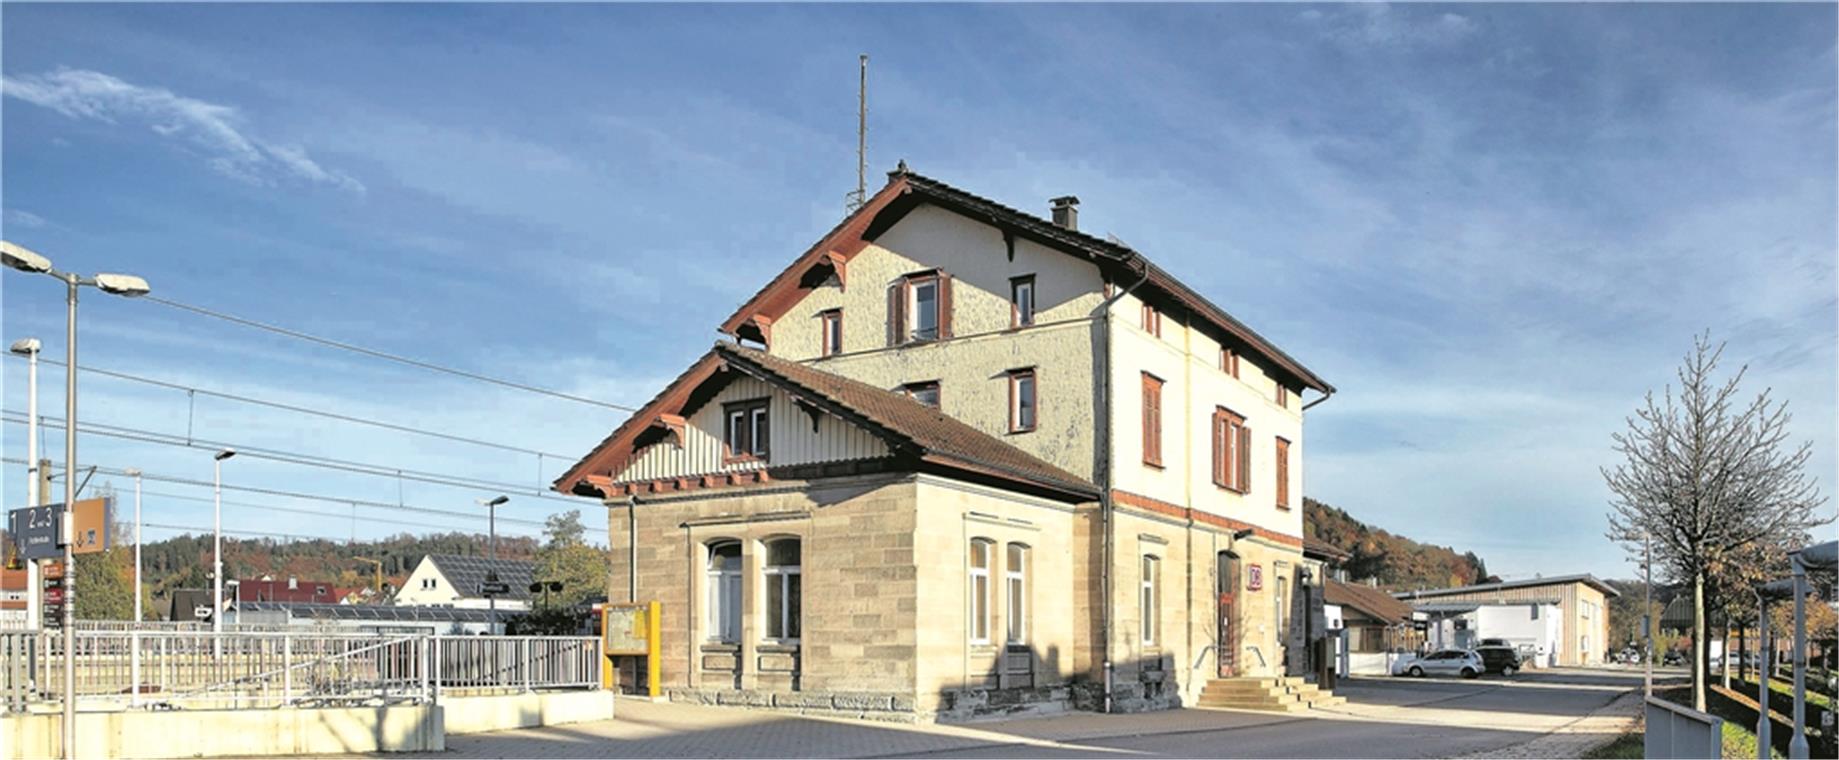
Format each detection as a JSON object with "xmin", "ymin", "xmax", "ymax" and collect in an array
[{"xmin": 846, "ymin": 54, "xmax": 869, "ymax": 212}]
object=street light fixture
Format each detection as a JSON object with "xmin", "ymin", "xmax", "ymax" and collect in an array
[
  {"xmin": 477, "ymin": 495, "xmax": 508, "ymax": 634},
  {"xmin": 213, "ymin": 449, "xmax": 236, "ymax": 641},
  {"xmin": 3, "ymin": 239, "xmax": 151, "ymax": 760}
]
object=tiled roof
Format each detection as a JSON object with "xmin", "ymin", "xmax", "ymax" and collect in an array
[
  {"xmin": 1325, "ymin": 579, "xmax": 1414, "ymax": 625},
  {"xmin": 721, "ymin": 344, "xmax": 1097, "ymax": 499},
  {"xmin": 423, "ymin": 555, "xmax": 536, "ymax": 601},
  {"xmin": 552, "ymin": 343, "xmax": 1099, "ymax": 502},
  {"xmin": 1303, "ymin": 536, "xmax": 1351, "ymax": 562},
  {"xmin": 1391, "ymin": 573, "xmax": 1621, "ymax": 600}
]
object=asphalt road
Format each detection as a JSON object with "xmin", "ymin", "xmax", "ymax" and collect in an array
[{"xmin": 899, "ymin": 668, "xmax": 1649, "ymax": 759}]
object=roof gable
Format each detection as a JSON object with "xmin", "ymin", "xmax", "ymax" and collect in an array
[
  {"xmin": 552, "ymin": 343, "xmax": 1097, "ymax": 501},
  {"xmin": 423, "ymin": 554, "xmax": 535, "ymax": 601},
  {"xmin": 715, "ymin": 166, "xmax": 1331, "ymax": 394}
]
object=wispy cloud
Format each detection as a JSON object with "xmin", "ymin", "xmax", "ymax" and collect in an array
[
  {"xmin": 3, "ymin": 209, "xmax": 48, "ymax": 229},
  {"xmin": 2, "ymin": 67, "xmax": 363, "ymax": 193},
  {"xmin": 1298, "ymin": 4, "xmax": 1478, "ymax": 48}
]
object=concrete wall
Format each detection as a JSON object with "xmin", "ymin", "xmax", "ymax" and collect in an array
[
  {"xmin": 442, "ymin": 690, "xmax": 614, "ymax": 734},
  {"xmin": 3, "ymin": 704, "xmax": 443, "ymax": 759}
]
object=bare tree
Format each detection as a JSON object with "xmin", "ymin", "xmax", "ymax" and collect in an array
[{"xmin": 1604, "ymin": 333, "xmax": 1827, "ymax": 710}]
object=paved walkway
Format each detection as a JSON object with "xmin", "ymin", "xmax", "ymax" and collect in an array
[{"xmin": 381, "ymin": 668, "xmax": 1655, "ymax": 758}]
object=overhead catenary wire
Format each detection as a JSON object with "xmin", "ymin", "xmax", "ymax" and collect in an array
[
  {"xmin": 8, "ymin": 457, "xmax": 548, "ymax": 528},
  {"xmin": 2, "ymin": 352, "xmax": 583, "ymax": 461},
  {"xmin": 134, "ymin": 488, "xmax": 520, "ymax": 536},
  {"xmin": 141, "ymin": 521, "xmax": 350, "ymax": 543},
  {"xmin": 142, "ymin": 295, "xmax": 639, "ymax": 413},
  {"xmin": 1, "ymin": 411, "xmax": 593, "ymax": 507}
]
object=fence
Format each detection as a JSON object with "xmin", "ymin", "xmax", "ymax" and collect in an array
[
  {"xmin": 1, "ymin": 630, "xmax": 602, "ymax": 713},
  {"xmin": 1645, "ymin": 696, "xmax": 1724, "ymax": 759}
]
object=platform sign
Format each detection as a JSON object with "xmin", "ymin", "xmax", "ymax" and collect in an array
[
  {"xmin": 1246, "ymin": 563, "xmax": 1264, "ymax": 592},
  {"xmin": 603, "ymin": 601, "xmax": 662, "ymax": 697},
  {"xmin": 478, "ymin": 582, "xmax": 511, "ymax": 596},
  {"xmin": 7, "ymin": 504, "xmax": 63, "ymax": 560},
  {"xmin": 69, "ymin": 498, "xmax": 110, "ymax": 554}
]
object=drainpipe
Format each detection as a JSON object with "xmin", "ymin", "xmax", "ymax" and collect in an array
[
  {"xmin": 1095, "ymin": 262, "xmax": 1150, "ymax": 713},
  {"xmin": 1301, "ymin": 389, "xmax": 1335, "ymax": 411},
  {"xmin": 627, "ymin": 495, "xmax": 641, "ymax": 603}
]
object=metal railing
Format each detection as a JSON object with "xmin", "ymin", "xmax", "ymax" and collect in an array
[{"xmin": 2, "ymin": 630, "xmax": 602, "ymax": 712}]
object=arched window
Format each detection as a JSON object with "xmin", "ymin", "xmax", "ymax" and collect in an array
[
  {"xmin": 969, "ymin": 539, "xmax": 994, "ymax": 645},
  {"xmin": 1005, "ymin": 543, "xmax": 1029, "ymax": 645},
  {"xmin": 706, "ymin": 541, "xmax": 742, "ymax": 643},
  {"xmin": 763, "ymin": 538, "xmax": 801, "ymax": 642},
  {"xmin": 1141, "ymin": 554, "xmax": 1161, "ymax": 646}
]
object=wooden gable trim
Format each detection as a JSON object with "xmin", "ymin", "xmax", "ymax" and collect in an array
[{"xmin": 718, "ymin": 177, "xmax": 911, "ymax": 337}]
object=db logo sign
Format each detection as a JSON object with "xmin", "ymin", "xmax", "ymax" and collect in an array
[{"xmin": 1246, "ymin": 564, "xmax": 1264, "ymax": 591}]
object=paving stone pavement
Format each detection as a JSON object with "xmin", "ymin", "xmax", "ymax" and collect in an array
[{"xmin": 1454, "ymin": 687, "xmax": 1645, "ymax": 759}]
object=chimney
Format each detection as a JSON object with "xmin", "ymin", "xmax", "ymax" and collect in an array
[{"xmin": 1050, "ymin": 196, "xmax": 1079, "ymax": 231}]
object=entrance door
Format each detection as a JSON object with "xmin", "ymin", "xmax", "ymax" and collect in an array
[{"xmin": 1217, "ymin": 551, "xmax": 1241, "ymax": 677}]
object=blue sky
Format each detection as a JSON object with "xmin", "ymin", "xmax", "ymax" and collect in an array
[{"xmin": 3, "ymin": 4, "xmax": 1834, "ymax": 581}]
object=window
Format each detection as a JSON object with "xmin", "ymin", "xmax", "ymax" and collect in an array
[
  {"xmin": 969, "ymin": 539, "xmax": 993, "ymax": 644},
  {"xmin": 763, "ymin": 538, "xmax": 801, "ymax": 642},
  {"xmin": 1212, "ymin": 407, "xmax": 1250, "ymax": 493},
  {"xmin": 1009, "ymin": 369, "xmax": 1037, "ymax": 433},
  {"xmin": 1141, "ymin": 302, "xmax": 1161, "ymax": 337},
  {"xmin": 706, "ymin": 541, "xmax": 743, "ymax": 643},
  {"xmin": 1005, "ymin": 544, "xmax": 1028, "ymax": 645},
  {"xmin": 1276, "ymin": 385, "xmax": 1288, "ymax": 409},
  {"xmin": 421, "ymin": 578, "xmax": 435, "ymax": 590},
  {"xmin": 1220, "ymin": 347, "xmax": 1240, "ymax": 378},
  {"xmin": 1010, "ymin": 275, "xmax": 1036, "ymax": 328},
  {"xmin": 1141, "ymin": 374, "xmax": 1164, "ymax": 467},
  {"xmin": 887, "ymin": 272, "xmax": 952, "ymax": 345},
  {"xmin": 723, "ymin": 399, "xmax": 770, "ymax": 461},
  {"xmin": 820, "ymin": 309, "xmax": 843, "ymax": 357},
  {"xmin": 1275, "ymin": 437, "xmax": 1291, "ymax": 509},
  {"xmin": 1140, "ymin": 555, "xmax": 1161, "ymax": 645},
  {"xmin": 902, "ymin": 380, "xmax": 941, "ymax": 409}
]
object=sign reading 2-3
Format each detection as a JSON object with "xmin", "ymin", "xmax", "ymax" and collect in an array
[{"xmin": 7, "ymin": 504, "xmax": 64, "ymax": 561}]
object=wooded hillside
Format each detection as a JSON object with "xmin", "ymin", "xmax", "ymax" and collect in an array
[{"xmin": 1303, "ymin": 496, "xmax": 1492, "ymax": 590}]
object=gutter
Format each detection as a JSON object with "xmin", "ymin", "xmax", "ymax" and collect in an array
[
  {"xmin": 1302, "ymin": 389, "xmax": 1335, "ymax": 412},
  {"xmin": 1094, "ymin": 261, "xmax": 1151, "ymax": 714}
]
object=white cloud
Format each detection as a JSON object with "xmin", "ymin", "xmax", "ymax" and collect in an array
[
  {"xmin": 3, "ymin": 209, "xmax": 48, "ymax": 229},
  {"xmin": 1300, "ymin": 3, "xmax": 1479, "ymax": 48},
  {"xmin": 2, "ymin": 68, "xmax": 363, "ymax": 193}
]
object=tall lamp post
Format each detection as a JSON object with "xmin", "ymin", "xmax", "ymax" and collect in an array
[
  {"xmin": 212, "ymin": 449, "xmax": 236, "ymax": 643},
  {"xmin": 2, "ymin": 240, "xmax": 151, "ymax": 760},
  {"xmin": 10, "ymin": 338, "xmax": 43, "ymax": 633},
  {"xmin": 478, "ymin": 495, "xmax": 508, "ymax": 634},
  {"xmin": 124, "ymin": 468, "xmax": 143, "ymax": 623},
  {"xmin": 1619, "ymin": 529, "xmax": 1655, "ymax": 698}
]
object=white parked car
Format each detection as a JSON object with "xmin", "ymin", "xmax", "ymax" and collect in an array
[{"xmin": 1396, "ymin": 649, "xmax": 1485, "ymax": 678}]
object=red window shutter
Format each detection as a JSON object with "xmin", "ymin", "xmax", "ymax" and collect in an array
[
  {"xmin": 938, "ymin": 273, "xmax": 954, "ymax": 339},
  {"xmin": 1238, "ymin": 425, "xmax": 1252, "ymax": 494},
  {"xmin": 1211, "ymin": 412, "xmax": 1224, "ymax": 486},
  {"xmin": 886, "ymin": 281, "xmax": 904, "ymax": 346},
  {"xmin": 1276, "ymin": 439, "xmax": 1290, "ymax": 507}
]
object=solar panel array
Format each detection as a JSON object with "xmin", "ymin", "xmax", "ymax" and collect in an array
[
  {"xmin": 428, "ymin": 554, "xmax": 536, "ymax": 600},
  {"xmin": 239, "ymin": 601, "xmax": 497, "ymax": 622}
]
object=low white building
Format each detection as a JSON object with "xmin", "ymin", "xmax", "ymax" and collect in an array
[
  {"xmin": 1414, "ymin": 601, "xmax": 1563, "ymax": 668},
  {"xmin": 392, "ymin": 554, "xmax": 534, "ymax": 612}
]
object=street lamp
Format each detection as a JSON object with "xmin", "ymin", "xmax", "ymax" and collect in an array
[
  {"xmin": 1618, "ymin": 529, "xmax": 1655, "ymax": 698},
  {"xmin": 4, "ymin": 240, "xmax": 151, "ymax": 760},
  {"xmin": 10, "ymin": 338, "xmax": 43, "ymax": 634},
  {"xmin": 124, "ymin": 468, "xmax": 143, "ymax": 623},
  {"xmin": 212, "ymin": 449, "xmax": 235, "ymax": 641},
  {"xmin": 478, "ymin": 495, "xmax": 508, "ymax": 634}
]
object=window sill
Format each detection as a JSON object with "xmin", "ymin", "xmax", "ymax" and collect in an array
[
  {"xmin": 700, "ymin": 642, "xmax": 740, "ymax": 653},
  {"xmin": 757, "ymin": 642, "xmax": 800, "ymax": 653},
  {"xmin": 1143, "ymin": 461, "xmax": 1165, "ymax": 471},
  {"xmin": 1007, "ymin": 427, "xmax": 1036, "ymax": 436},
  {"xmin": 722, "ymin": 454, "xmax": 769, "ymax": 466}
]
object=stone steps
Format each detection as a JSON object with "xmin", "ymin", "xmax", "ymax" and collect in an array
[{"xmin": 1197, "ymin": 676, "xmax": 1343, "ymax": 712}]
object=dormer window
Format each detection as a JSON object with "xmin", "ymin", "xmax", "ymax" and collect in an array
[
  {"xmin": 724, "ymin": 398, "xmax": 770, "ymax": 461},
  {"xmin": 902, "ymin": 380, "xmax": 941, "ymax": 408}
]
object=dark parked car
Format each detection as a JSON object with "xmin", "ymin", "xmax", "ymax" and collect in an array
[
  {"xmin": 1663, "ymin": 651, "xmax": 1685, "ymax": 666},
  {"xmin": 1476, "ymin": 645, "xmax": 1523, "ymax": 675}
]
